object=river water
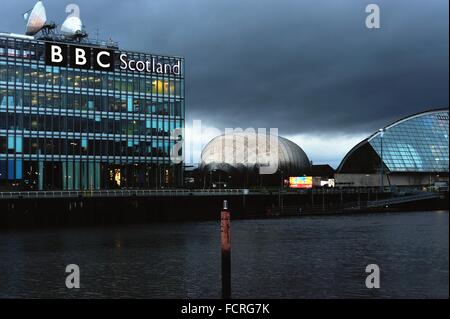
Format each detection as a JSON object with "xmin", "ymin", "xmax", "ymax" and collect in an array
[{"xmin": 0, "ymin": 211, "xmax": 448, "ymax": 298}]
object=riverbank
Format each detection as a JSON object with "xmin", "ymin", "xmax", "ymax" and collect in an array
[{"xmin": 0, "ymin": 190, "xmax": 448, "ymax": 229}]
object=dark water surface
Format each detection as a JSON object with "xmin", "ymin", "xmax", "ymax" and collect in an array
[{"xmin": 0, "ymin": 211, "xmax": 448, "ymax": 298}]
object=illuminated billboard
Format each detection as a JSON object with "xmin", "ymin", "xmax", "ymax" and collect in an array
[{"xmin": 289, "ymin": 176, "xmax": 312, "ymax": 189}]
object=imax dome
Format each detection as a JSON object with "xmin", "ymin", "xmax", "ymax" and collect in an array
[{"xmin": 200, "ymin": 132, "xmax": 311, "ymax": 182}]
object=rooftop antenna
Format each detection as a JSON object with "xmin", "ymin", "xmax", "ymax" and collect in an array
[
  {"xmin": 60, "ymin": 3, "xmax": 88, "ymax": 42},
  {"xmin": 21, "ymin": 2, "xmax": 117, "ymax": 47},
  {"xmin": 24, "ymin": 1, "xmax": 56, "ymax": 38}
]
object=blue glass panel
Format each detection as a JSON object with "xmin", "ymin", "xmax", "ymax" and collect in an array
[
  {"xmin": 16, "ymin": 136, "xmax": 22, "ymax": 153},
  {"xmin": 15, "ymin": 159, "xmax": 22, "ymax": 179},
  {"xmin": 127, "ymin": 97, "xmax": 133, "ymax": 112},
  {"xmin": 4, "ymin": 96, "xmax": 14, "ymax": 107},
  {"xmin": 8, "ymin": 135, "xmax": 14, "ymax": 149},
  {"xmin": 369, "ymin": 111, "xmax": 449, "ymax": 172},
  {"xmin": 8, "ymin": 160, "xmax": 14, "ymax": 180}
]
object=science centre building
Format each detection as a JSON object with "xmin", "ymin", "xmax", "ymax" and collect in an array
[{"xmin": 336, "ymin": 109, "xmax": 449, "ymax": 188}]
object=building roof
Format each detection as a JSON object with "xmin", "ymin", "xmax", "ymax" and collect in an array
[
  {"xmin": 309, "ymin": 164, "xmax": 335, "ymax": 177},
  {"xmin": 338, "ymin": 108, "xmax": 449, "ymax": 173}
]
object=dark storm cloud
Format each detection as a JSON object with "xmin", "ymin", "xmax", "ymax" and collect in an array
[{"xmin": 2, "ymin": 0, "xmax": 448, "ymax": 135}]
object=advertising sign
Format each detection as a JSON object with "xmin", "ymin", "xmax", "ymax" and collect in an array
[{"xmin": 289, "ymin": 176, "xmax": 313, "ymax": 189}]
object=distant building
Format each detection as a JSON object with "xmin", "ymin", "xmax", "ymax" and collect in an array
[
  {"xmin": 309, "ymin": 164, "xmax": 335, "ymax": 178},
  {"xmin": 336, "ymin": 109, "xmax": 449, "ymax": 188},
  {"xmin": 200, "ymin": 133, "xmax": 311, "ymax": 187}
]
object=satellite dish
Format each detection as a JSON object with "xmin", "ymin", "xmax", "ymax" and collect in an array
[
  {"xmin": 60, "ymin": 16, "xmax": 83, "ymax": 37},
  {"xmin": 25, "ymin": 1, "xmax": 47, "ymax": 36}
]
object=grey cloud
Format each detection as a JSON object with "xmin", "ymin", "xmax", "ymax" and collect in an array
[{"xmin": 2, "ymin": 0, "xmax": 448, "ymax": 136}]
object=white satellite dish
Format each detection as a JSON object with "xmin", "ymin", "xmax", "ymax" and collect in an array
[
  {"xmin": 60, "ymin": 16, "xmax": 83, "ymax": 37},
  {"xmin": 25, "ymin": 1, "xmax": 47, "ymax": 36}
]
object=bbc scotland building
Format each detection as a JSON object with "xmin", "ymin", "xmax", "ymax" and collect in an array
[{"xmin": 0, "ymin": 33, "xmax": 184, "ymax": 191}]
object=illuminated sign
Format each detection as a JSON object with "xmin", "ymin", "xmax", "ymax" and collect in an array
[
  {"xmin": 45, "ymin": 42, "xmax": 181, "ymax": 75},
  {"xmin": 289, "ymin": 176, "xmax": 312, "ymax": 189},
  {"xmin": 45, "ymin": 42, "xmax": 114, "ymax": 71},
  {"xmin": 120, "ymin": 54, "xmax": 181, "ymax": 75}
]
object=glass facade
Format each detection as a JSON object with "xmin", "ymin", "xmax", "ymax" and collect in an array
[
  {"xmin": 369, "ymin": 110, "xmax": 448, "ymax": 172},
  {"xmin": 338, "ymin": 110, "xmax": 449, "ymax": 174},
  {"xmin": 0, "ymin": 34, "xmax": 184, "ymax": 191}
]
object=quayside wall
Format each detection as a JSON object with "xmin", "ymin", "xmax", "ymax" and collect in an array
[{"xmin": 0, "ymin": 190, "xmax": 447, "ymax": 228}]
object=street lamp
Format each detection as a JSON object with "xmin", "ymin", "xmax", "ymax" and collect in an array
[{"xmin": 378, "ymin": 128, "xmax": 385, "ymax": 192}]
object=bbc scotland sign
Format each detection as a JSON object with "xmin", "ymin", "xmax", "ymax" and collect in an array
[
  {"xmin": 45, "ymin": 42, "xmax": 181, "ymax": 75},
  {"xmin": 45, "ymin": 42, "xmax": 114, "ymax": 71}
]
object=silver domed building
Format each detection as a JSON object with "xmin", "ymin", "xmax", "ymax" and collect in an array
[{"xmin": 199, "ymin": 132, "xmax": 311, "ymax": 187}]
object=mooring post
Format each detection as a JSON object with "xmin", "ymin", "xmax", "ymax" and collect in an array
[
  {"xmin": 322, "ymin": 189, "xmax": 325, "ymax": 212},
  {"xmin": 221, "ymin": 200, "xmax": 231, "ymax": 299}
]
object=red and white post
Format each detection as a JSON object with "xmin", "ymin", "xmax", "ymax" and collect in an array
[{"xmin": 221, "ymin": 200, "xmax": 231, "ymax": 299}]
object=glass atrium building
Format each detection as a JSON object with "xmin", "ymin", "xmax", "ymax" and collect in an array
[
  {"xmin": 0, "ymin": 33, "xmax": 184, "ymax": 191},
  {"xmin": 337, "ymin": 109, "xmax": 449, "ymax": 187}
]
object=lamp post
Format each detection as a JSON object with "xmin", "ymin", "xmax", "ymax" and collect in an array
[{"xmin": 379, "ymin": 128, "xmax": 385, "ymax": 192}]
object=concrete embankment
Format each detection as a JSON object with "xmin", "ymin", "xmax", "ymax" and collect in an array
[{"xmin": 0, "ymin": 190, "xmax": 447, "ymax": 228}]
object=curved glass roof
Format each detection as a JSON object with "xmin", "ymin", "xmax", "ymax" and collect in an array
[
  {"xmin": 342, "ymin": 109, "xmax": 449, "ymax": 173},
  {"xmin": 368, "ymin": 109, "xmax": 448, "ymax": 172}
]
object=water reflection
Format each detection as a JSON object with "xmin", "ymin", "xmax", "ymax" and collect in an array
[{"xmin": 0, "ymin": 211, "xmax": 448, "ymax": 298}]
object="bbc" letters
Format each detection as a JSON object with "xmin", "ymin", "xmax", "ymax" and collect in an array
[{"xmin": 45, "ymin": 42, "xmax": 114, "ymax": 71}]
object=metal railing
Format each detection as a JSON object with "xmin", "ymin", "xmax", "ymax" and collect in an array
[
  {"xmin": 366, "ymin": 192, "xmax": 441, "ymax": 208},
  {"xmin": 0, "ymin": 188, "xmax": 247, "ymax": 199},
  {"xmin": 0, "ymin": 188, "xmax": 446, "ymax": 200}
]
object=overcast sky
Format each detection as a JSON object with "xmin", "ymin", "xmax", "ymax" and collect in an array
[{"xmin": 2, "ymin": 0, "xmax": 448, "ymax": 167}]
